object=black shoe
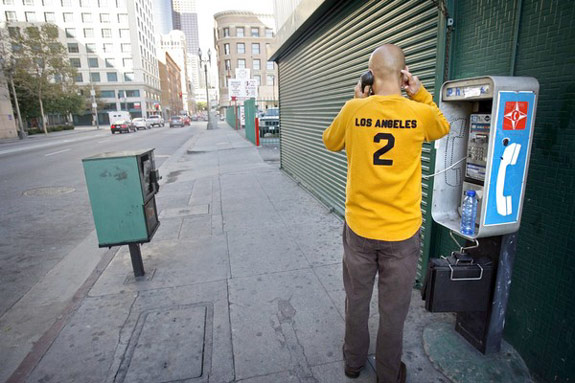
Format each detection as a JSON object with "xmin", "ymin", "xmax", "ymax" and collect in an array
[{"xmin": 344, "ymin": 364, "xmax": 362, "ymax": 379}]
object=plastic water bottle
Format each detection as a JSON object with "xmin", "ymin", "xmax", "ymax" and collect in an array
[{"xmin": 460, "ymin": 190, "xmax": 477, "ymax": 236}]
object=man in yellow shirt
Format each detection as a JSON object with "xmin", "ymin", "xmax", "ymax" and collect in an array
[{"xmin": 323, "ymin": 45, "xmax": 450, "ymax": 383}]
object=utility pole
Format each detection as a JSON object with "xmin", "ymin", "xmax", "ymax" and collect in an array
[{"xmin": 198, "ymin": 48, "xmax": 215, "ymax": 130}]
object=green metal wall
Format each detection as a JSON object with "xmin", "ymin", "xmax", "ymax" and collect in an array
[
  {"xmin": 244, "ymin": 99, "xmax": 257, "ymax": 145},
  {"xmin": 276, "ymin": 0, "xmax": 441, "ymax": 283},
  {"xmin": 431, "ymin": 0, "xmax": 575, "ymax": 381}
]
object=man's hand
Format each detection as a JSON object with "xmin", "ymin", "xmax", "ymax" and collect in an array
[
  {"xmin": 401, "ymin": 66, "xmax": 421, "ymax": 97},
  {"xmin": 354, "ymin": 80, "xmax": 370, "ymax": 98}
]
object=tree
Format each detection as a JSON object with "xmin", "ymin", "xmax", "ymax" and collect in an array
[
  {"xmin": 9, "ymin": 23, "xmax": 78, "ymax": 134},
  {"xmin": 196, "ymin": 101, "xmax": 207, "ymax": 111}
]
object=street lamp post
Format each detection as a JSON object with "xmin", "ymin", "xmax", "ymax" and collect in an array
[
  {"xmin": 90, "ymin": 86, "xmax": 99, "ymax": 129},
  {"xmin": 198, "ymin": 48, "xmax": 215, "ymax": 130}
]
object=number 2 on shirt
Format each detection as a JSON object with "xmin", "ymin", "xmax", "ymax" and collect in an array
[{"xmin": 373, "ymin": 133, "xmax": 395, "ymax": 166}]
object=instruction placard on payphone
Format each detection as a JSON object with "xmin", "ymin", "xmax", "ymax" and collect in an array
[{"xmin": 431, "ymin": 76, "xmax": 539, "ymax": 239}]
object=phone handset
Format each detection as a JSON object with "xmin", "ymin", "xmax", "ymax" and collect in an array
[{"xmin": 496, "ymin": 142, "xmax": 521, "ymax": 216}]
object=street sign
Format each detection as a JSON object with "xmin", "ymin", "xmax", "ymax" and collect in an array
[
  {"xmin": 229, "ymin": 79, "xmax": 244, "ymax": 99},
  {"xmin": 246, "ymin": 79, "xmax": 258, "ymax": 98},
  {"xmin": 235, "ymin": 68, "xmax": 250, "ymax": 80}
]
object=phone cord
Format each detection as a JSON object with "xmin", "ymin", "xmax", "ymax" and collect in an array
[{"xmin": 422, "ymin": 157, "xmax": 467, "ymax": 179}]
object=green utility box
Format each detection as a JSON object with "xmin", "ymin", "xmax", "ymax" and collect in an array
[{"xmin": 82, "ymin": 149, "xmax": 160, "ymax": 248}]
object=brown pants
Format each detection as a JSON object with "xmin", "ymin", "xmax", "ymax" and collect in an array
[{"xmin": 342, "ymin": 223, "xmax": 420, "ymax": 383}]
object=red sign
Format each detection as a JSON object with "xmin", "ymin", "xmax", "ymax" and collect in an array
[
  {"xmin": 231, "ymin": 96, "xmax": 237, "ymax": 101},
  {"xmin": 503, "ymin": 101, "xmax": 528, "ymax": 130}
]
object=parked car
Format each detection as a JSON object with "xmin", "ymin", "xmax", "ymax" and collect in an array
[
  {"xmin": 182, "ymin": 115, "xmax": 191, "ymax": 125},
  {"xmin": 132, "ymin": 118, "xmax": 150, "ymax": 130},
  {"xmin": 191, "ymin": 114, "xmax": 198, "ymax": 121},
  {"xmin": 259, "ymin": 108, "xmax": 280, "ymax": 137},
  {"xmin": 111, "ymin": 120, "xmax": 136, "ymax": 134},
  {"xmin": 147, "ymin": 115, "xmax": 164, "ymax": 127},
  {"xmin": 169, "ymin": 116, "xmax": 184, "ymax": 128}
]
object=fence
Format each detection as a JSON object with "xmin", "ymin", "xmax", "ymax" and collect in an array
[{"xmin": 240, "ymin": 98, "xmax": 279, "ymax": 147}]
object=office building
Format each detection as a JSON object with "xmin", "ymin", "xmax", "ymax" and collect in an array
[
  {"xmin": 171, "ymin": 0, "xmax": 201, "ymax": 104},
  {"xmin": 158, "ymin": 30, "xmax": 192, "ymax": 112},
  {"xmin": 0, "ymin": 0, "xmax": 161, "ymax": 123},
  {"xmin": 151, "ymin": 0, "xmax": 172, "ymax": 35},
  {"xmin": 214, "ymin": 11, "xmax": 278, "ymax": 110}
]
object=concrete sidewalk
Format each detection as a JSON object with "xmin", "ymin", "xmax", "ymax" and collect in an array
[{"xmin": 10, "ymin": 123, "xmax": 528, "ymax": 383}]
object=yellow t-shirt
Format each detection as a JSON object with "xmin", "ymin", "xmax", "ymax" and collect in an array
[{"xmin": 322, "ymin": 86, "xmax": 450, "ymax": 241}]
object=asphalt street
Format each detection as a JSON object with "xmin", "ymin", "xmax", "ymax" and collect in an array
[{"xmin": 0, "ymin": 123, "xmax": 196, "ymax": 318}]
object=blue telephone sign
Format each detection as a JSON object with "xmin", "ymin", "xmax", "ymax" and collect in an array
[{"xmin": 483, "ymin": 91, "xmax": 536, "ymax": 226}]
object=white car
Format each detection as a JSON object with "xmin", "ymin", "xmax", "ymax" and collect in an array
[
  {"xmin": 132, "ymin": 118, "xmax": 150, "ymax": 130},
  {"xmin": 147, "ymin": 115, "xmax": 164, "ymax": 127}
]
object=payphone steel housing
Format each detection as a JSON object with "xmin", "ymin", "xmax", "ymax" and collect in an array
[
  {"xmin": 431, "ymin": 76, "xmax": 539, "ymax": 239},
  {"xmin": 82, "ymin": 149, "xmax": 160, "ymax": 248}
]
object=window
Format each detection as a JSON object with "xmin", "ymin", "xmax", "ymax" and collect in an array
[
  {"xmin": 236, "ymin": 27, "xmax": 244, "ymax": 37},
  {"xmin": 254, "ymin": 75, "xmax": 261, "ymax": 86},
  {"xmin": 74, "ymin": 73, "xmax": 83, "ymax": 83},
  {"xmin": 3, "ymin": 0, "xmax": 14, "ymax": 4},
  {"xmin": 119, "ymin": 29, "xmax": 129, "ymax": 38},
  {"xmin": 125, "ymin": 90, "xmax": 139, "ymax": 97},
  {"xmin": 252, "ymin": 43, "xmax": 260, "ymax": 54},
  {"xmin": 90, "ymin": 72, "xmax": 100, "ymax": 82},
  {"xmin": 98, "ymin": 0, "xmax": 108, "ymax": 6},
  {"xmin": 61, "ymin": 0, "xmax": 71, "ymax": 5},
  {"xmin": 8, "ymin": 27, "xmax": 19, "ymax": 38},
  {"xmin": 44, "ymin": 12, "xmax": 55, "ymax": 22},
  {"xmin": 101, "ymin": 102, "xmax": 116, "ymax": 111},
  {"xmin": 224, "ymin": 59, "xmax": 231, "ymax": 71},
  {"xmin": 69, "ymin": 58, "xmax": 81, "ymax": 68},
  {"xmin": 84, "ymin": 28, "xmax": 94, "ymax": 38},
  {"xmin": 67, "ymin": 43, "xmax": 79, "ymax": 53},
  {"xmin": 124, "ymin": 72, "xmax": 134, "ymax": 81},
  {"xmin": 42, "ymin": 0, "xmax": 53, "ymax": 4},
  {"xmin": 5, "ymin": 11, "xmax": 17, "ymax": 22},
  {"xmin": 86, "ymin": 43, "xmax": 96, "ymax": 53},
  {"xmin": 100, "ymin": 13, "xmax": 110, "ymax": 23},
  {"xmin": 80, "ymin": 0, "xmax": 91, "ymax": 6},
  {"xmin": 121, "ymin": 44, "xmax": 131, "ymax": 53},
  {"xmin": 63, "ymin": 12, "xmax": 73, "ymax": 22},
  {"xmin": 88, "ymin": 57, "xmax": 98, "ymax": 68},
  {"xmin": 267, "ymin": 74, "xmax": 275, "ymax": 85},
  {"xmin": 223, "ymin": 27, "xmax": 229, "ymax": 37},
  {"xmin": 65, "ymin": 28, "xmax": 75, "ymax": 37},
  {"xmin": 106, "ymin": 72, "xmax": 117, "ymax": 82},
  {"xmin": 100, "ymin": 90, "xmax": 114, "ymax": 98},
  {"xmin": 81, "ymin": 13, "xmax": 92, "ymax": 23},
  {"xmin": 102, "ymin": 43, "xmax": 112, "ymax": 52},
  {"xmin": 237, "ymin": 59, "xmax": 246, "ymax": 69},
  {"xmin": 25, "ymin": 12, "xmax": 36, "ymax": 22},
  {"xmin": 265, "ymin": 28, "xmax": 273, "ymax": 38},
  {"xmin": 237, "ymin": 43, "xmax": 245, "ymax": 54},
  {"xmin": 253, "ymin": 59, "xmax": 260, "ymax": 70},
  {"xmin": 224, "ymin": 43, "xmax": 230, "ymax": 55},
  {"xmin": 105, "ymin": 58, "xmax": 114, "ymax": 67},
  {"xmin": 122, "ymin": 58, "xmax": 132, "ymax": 67},
  {"xmin": 267, "ymin": 61, "xmax": 274, "ymax": 70},
  {"xmin": 117, "ymin": 14, "xmax": 128, "ymax": 23},
  {"xmin": 101, "ymin": 29, "xmax": 112, "ymax": 38},
  {"xmin": 23, "ymin": 0, "xmax": 34, "ymax": 5},
  {"xmin": 251, "ymin": 27, "xmax": 259, "ymax": 37}
]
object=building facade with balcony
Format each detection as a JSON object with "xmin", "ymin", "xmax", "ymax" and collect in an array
[
  {"xmin": 0, "ymin": 0, "xmax": 161, "ymax": 123},
  {"xmin": 213, "ymin": 11, "xmax": 278, "ymax": 111}
]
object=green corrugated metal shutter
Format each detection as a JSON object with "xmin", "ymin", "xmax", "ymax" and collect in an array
[{"xmin": 277, "ymin": 0, "xmax": 441, "ymax": 283}]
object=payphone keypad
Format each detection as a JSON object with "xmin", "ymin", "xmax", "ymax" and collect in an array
[{"xmin": 466, "ymin": 114, "xmax": 491, "ymax": 182}]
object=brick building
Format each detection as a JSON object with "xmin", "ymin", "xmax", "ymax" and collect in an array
[{"xmin": 158, "ymin": 52, "xmax": 182, "ymax": 118}]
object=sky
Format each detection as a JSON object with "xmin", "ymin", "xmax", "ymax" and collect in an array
[{"xmin": 196, "ymin": 0, "xmax": 275, "ymax": 54}]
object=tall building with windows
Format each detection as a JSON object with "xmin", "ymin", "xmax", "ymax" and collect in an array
[
  {"xmin": 151, "ymin": 0, "xmax": 172, "ymax": 35},
  {"xmin": 159, "ymin": 30, "xmax": 192, "ymax": 112},
  {"xmin": 0, "ymin": 0, "xmax": 161, "ymax": 123},
  {"xmin": 214, "ymin": 11, "xmax": 278, "ymax": 110},
  {"xmin": 171, "ymin": 0, "xmax": 201, "ymax": 105}
]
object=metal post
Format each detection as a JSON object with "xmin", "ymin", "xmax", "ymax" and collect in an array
[
  {"xmin": 128, "ymin": 243, "xmax": 145, "ymax": 278},
  {"xmin": 9, "ymin": 75, "xmax": 25, "ymax": 139},
  {"xmin": 90, "ymin": 87, "xmax": 99, "ymax": 129}
]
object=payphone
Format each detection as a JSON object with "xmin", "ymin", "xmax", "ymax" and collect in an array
[
  {"xmin": 427, "ymin": 76, "xmax": 539, "ymax": 354},
  {"xmin": 432, "ymin": 76, "xmax": 539, "ymax": 238}
]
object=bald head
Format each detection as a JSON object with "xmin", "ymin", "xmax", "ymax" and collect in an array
[{"xmin": 368, "ymin": 44, "xmax": 405, "ymax": 83}]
